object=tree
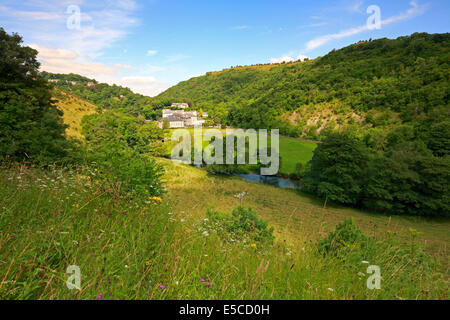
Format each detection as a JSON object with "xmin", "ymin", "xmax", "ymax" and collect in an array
[
  {"xmin": 162, "ymin": 119, "xmax": 170, "ymax": 130},
  {"xmin": 0, "ymin": 28, "xmax": 70, "ymax": 162},
  {"xmin": 302, "ymin": 131, "xmax": 369, "ymax": 206}
]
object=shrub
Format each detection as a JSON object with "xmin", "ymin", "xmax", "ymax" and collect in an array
[
  {"xmin": 318, "ymin": 219, "xmax": 369, "ymax": 255},
  {"xmin": 205, "ymin": 206, "xmax": 275, "ymax": 245}
]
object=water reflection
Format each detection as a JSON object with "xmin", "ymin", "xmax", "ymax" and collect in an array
[{"xmin": 235, "ymin": 173, "xmax": 300, "ymax": 190}]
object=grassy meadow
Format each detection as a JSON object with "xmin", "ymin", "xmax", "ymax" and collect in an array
[
  {"xmin": 165, "ymin": 128, "xmax": 317, "ymax": 175},
  {"xmin": 0, "ymin": 160, "xmax": 448, "ymax": 300}
]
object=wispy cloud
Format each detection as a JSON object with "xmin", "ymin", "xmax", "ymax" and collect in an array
[
  {"xmin": 306, "ymin": 1, "xmax": 427, "ymax": 51},
  {"xmin": 0, "ymin": 0, "xmax": 139, "ymax": 58},
  {"xmin": 147, "ymin": 50, "xmax": 158, "ymax": 56},
  {"xmin": 0, "ymin": 1, "xmax": 172, "ymax": 96},
  {"xmin": 231, "ymin": 25, "xmax": 250, "ymax": 30},
  {"xmin": 31, "ymin": 45, "xmax": 116, "ymax": 76},
  {"xmin": 347, "ymin": 1, "xmax": 364, "ymax": 13}
]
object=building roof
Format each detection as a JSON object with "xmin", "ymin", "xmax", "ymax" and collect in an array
[{"xmin": 163, "ymin": 116, "xmax": 184, "ymax": 122}]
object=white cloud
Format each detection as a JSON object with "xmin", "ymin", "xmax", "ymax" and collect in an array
[
  {"xmin": 119, "ymin": 76, "xmax": 168, "ymax": 97},
  {"xmin": 306, "ymin": 1, "xmax": 427, "ymax": 51},
  {"xmin": 147, "ymin": 50, "xmax": 158, "ymax": 56},
  {"xmin": 32, "ymin": 45, "xmax": 116, "ymax": 76},
  {"xmin": 40, "ymin": 58, "xmax": 116, "ymax": 76},
  {"xmin": 270, "ymin": 56, "xmax": 295, "ymax": 64},
  {"xmin": 0, "ymin": 5, "xmax": 62, "ymax": 21},
  {"xmin": 29, "ymin": 44, "xmax": 78, "ymax": 60},
  {"xmin": 0, "ymin": 1, "xmax": 172, "ymax": 96},
  {"xmin": 0, "ymin": 1, "xmax": 139, "ymax": 59},
  {"xmin": 270, "ymin": 55, "xmax": 309, "ymax": 64}
]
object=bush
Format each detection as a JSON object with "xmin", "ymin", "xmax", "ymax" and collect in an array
[
  {"xmin": 205, "ymin": 206, "xmax": 274, "ymax": 245},
  {"xmin": 318, "ymin": 219, "xmax": 369, "ymax": 255}
]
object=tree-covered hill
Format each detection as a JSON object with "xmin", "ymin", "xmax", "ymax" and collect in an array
[
  {"xmin": 40, "ymin": 72, "xmax": 166, "ymax": 120},
  {"xmin": 156, "ymin": 32, "xmax": 449, "ymax": 139}
]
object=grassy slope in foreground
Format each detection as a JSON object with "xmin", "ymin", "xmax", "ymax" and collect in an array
[{"xmin": 0, "ymin": 161, "xmax": 448, "ymax": 300}]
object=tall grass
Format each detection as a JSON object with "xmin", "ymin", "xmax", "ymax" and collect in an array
[{"xmin": 0, "ymin": 163, "xmax": 447, "ymax": 300}]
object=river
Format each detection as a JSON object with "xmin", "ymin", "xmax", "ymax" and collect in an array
[{"xmin": 235, "ymin": 173, "xmax": 300, "ymax": 190}]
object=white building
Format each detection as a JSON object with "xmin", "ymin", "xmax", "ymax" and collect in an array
[
  {"xmin": 158, "ymin": 109, "xmax": 205, "ymax": 128},
  {"xmin": 158, "ymin": 116, "xmax": 185, "ymax": 129},
  {"xmin": 162, "ymin": 109, "xmax": 174, "ymax": 118},
  {"xmin": 171, "ymin": 103, "xmax": 190, "ymax": 109}
]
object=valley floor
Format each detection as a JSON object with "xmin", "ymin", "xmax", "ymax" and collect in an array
[{"xmin": 162, "ymin": 159, "xmax": 450, "ymax": 262}]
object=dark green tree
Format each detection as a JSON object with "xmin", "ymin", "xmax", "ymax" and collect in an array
[
  {"xmin": 302, "ymin": 131, "xmax": 369, "ymax": 207},
  {"xmin": 0, "ymin": 28, "xmax": 70, "ymax": 162}
]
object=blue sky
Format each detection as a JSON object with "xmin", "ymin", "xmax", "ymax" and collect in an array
[{"xmin": 1, "ymin": 0, "xmax": 449, "ymax": 96}]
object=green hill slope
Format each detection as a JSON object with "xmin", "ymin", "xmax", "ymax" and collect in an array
[
  {"xmin": 52, "ymin": 88, "xmax": 98, "ymax": 139},
  {"xmin": 156, "ymin": 32, "xmax": 449, "ymax": 139}
]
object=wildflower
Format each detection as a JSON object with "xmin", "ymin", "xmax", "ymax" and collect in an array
[
  {"xmin": 149, "ymin": 196, "xmax": 163, "ymax": 205},
  {"xmin": 200, "ymin": 279, "xmax": 205, "ymax": 283},
  {"xmin": 159, "ymin": 285, "xmax": 165, "ymax": 289},
  {"xmin": 122, "ymin": 211, "xmax": 127, "ymax": 214},
  {"xmin": 250, "ymin": 243, "xmax": 257, "ymax": 249},
  {"xmin": 54, "ymin": 212, "xmax": 59, "ymax": 217},
  {"xmin": 361, "ymin": 261, "xmax": 369, "ymax": 264},
  {"xmin": 60, "ymin": 210, "xmax": 64, "ymax": 213},
  {"xmin": 202, "ymin": 231, "xmax": 209, "ymax": 237},
  {"xmin": 328, "ymin": 288, "xmax": 334, "ymax": 292},
  {"xmin": 96, "ymin": 294, "xmax": 103, "ymax": 300}
]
